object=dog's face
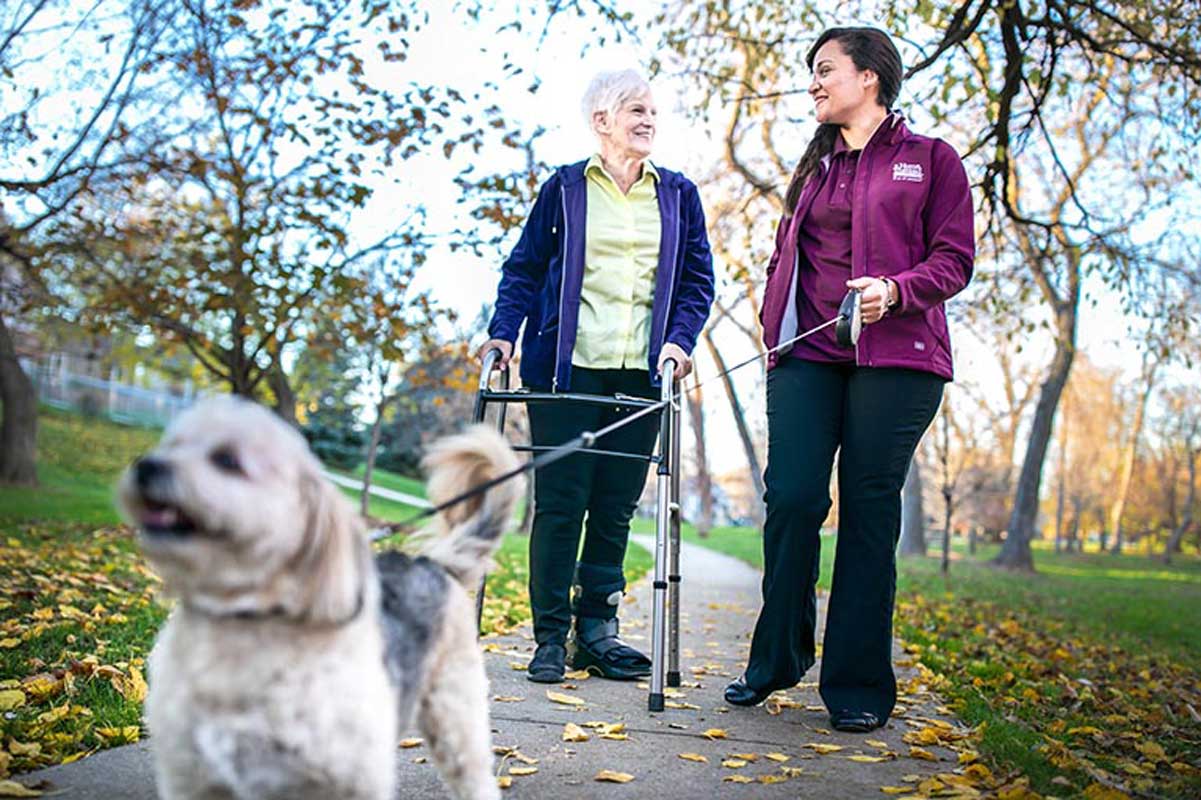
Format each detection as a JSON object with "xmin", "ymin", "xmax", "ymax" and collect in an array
[{"xmin": 117, "ymin": 395, "xmax": 362, "ymax": 622}]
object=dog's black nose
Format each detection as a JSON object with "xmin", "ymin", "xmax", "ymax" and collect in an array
[{"xmin": 134, "ymin": 457, "xmax": 170, "ymax": 489}]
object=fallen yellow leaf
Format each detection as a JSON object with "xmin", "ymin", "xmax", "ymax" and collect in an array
[
  {"xmin": 399, "ymin": 738, "xmax": 423, "ymax": 748},
  {"xmin": 677, "ymin": 753, "xmax": 708, "ymax": 763},
  {"xmin": 564, "ymin": 669, "xmax": 592, "ymax": 680},
  {"xmin": 493, "ymin": 696, "xmax": 524, "ymax": 702},
  {"xmin": 665, "ymin": 701, "xmax": 701, "ymax": 710},
  {"xmin": 880, "ymin": 787, "xmax": 910, "ymax": 795},
  {"xmin": 760, "ymin": 774, "xmax": 790, "ymax": 784},
  {"xmin": 546, "ymin": 690, "xmax": 586, "ymax": 706},
  {"xmin": 848, "ymin": 755, "xmax": 891, "ymax": 763},
  {"xmin": 780, "ymin": 766, "xmax": 805, "ymax": 777},
  {"xmin": 600, "ymin": 732, "xmax": 629, "ymax": 741},
  {"xmin": 508, "ymin": 767, "xmax": 538, "ymax": 776},
  {"xmin": 908, "ymin": 747, "xmax": 938, "ymax": 762},
  {"xmin": 722, "ymin": 775, "xmax": 754, "ymax": 784},
  {"xmin": 803, "ymin": 743, "xmax": 844, "ymax": 754},
  {"xmin": 562, "ymin": 723, "xmax": 590, "ymax": 742},
  {"xmin": 594, "ymin": 770, "xmax": 634, "ymax": 783},
  {"xmin": 0, "ymin": 639, "xmax": 19, "ymax": 649},
  {"xmin": 721, "ymin": 759, "xmax": 748, "ymax": 769},
  {"xmin": 497, "ymin": 776, "xmax": 513, "ymax": 790},
  {"xmin": 0, "ymin": 780, "xmax": 43, "ymax": 797},
  {"xmin": 0, "ymin": 690, "xmax": 25, "ymax": 712},
  {"xmin": 764, "ymin": 753, "xmax": 789, "ymax": 762},
  {"xmin": 865, "ymin": 739, "xmax": 890, "ymax": 749},
  {"xmin": 730, "ymin": 753, "xmax": 759, "ymax": 761},
  {"xmin": 702, "ymin": 728, "xmax": 729, "ymax": 740}
]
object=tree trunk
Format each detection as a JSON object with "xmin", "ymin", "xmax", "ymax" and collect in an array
[
  {"xmin": 703, "ymin": 328, "xmax": 765, "ymax": 524},
  {"xmin": 360, "ymin": 396, "xmax": 389, "ymax": 518},
  {"xmin": 1109, "ymin": 356, "xmax": 1157, "ymax": 554},
  {"xmin": 686, "ymin": 382, "xmax": 714, "ymax": 537},
  {"xmin": 898, "ymin": 455, "xmax": 926, "ymax": 557},
  {"xmin": 0, "ymin": 313, "xmax": 38, "ymax": 486},
  {"xmin": 994, "ymin": 308, "xmax": 1076, "ymax": 570},
  {"xmin": 1054, "ymin": 404, "xmax": 1068, "ymax": 554},
  {"xmin": 1163, "ymin": 446, "xmax": 1197, "ymax": 564},
  {"xmin": 268, "ymin": 364, "xmax": 297, "ymax": 425}
]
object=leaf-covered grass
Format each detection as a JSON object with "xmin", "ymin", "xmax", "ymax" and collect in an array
[
  {"xmin": 1, "ymin": 408, "xmax": 650, "ymax": 776},
  {"xmin": 679, "ymin": 521, "xmax": 1201, "ymax": 798}
]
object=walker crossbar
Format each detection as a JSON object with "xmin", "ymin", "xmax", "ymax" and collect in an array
[
  {"xmin": 473, "ymin": 348, "xmax": 683, "ymax": 714},
  {"xmin": 510, "ymin": 444, "xmax": 660, "ymax": 463}
]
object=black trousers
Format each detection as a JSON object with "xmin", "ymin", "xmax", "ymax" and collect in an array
[
  {"xmin": 527, "ymin": 367, "xmax": 659, "ymax": 646},
  {"xmin": 743, "ymin": 357, "xmax": 943, "ymax": 723}
]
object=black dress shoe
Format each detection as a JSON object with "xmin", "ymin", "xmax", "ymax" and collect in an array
[
  {"xmin": 526, "ymin": 643, "xmax": 566, "ymax": 683},
  {"xmin": 829, "ymin": 709, "xmax": 881, "ymax": 732},
  {"xmin": 724, "ymin": 675, "xmax": 773, "ymax": 707}
]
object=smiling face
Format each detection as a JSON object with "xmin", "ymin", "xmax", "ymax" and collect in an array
[
  {"xmin": 594, "ymin": 90, "xmax": 657, "ymax": 160},
  {"xmin": 808, "ymin": 38, "xmax": 880, "ymax": 125}
]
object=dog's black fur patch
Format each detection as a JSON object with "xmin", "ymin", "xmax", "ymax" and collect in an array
[{"xmin": 376, "ymin": 551, "xmax": 449, "ymax": 723}]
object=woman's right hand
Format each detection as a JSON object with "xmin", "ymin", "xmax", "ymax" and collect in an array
[{"xmin": 477, "ymin": 339, "xmax": 513, "ymax": 370}]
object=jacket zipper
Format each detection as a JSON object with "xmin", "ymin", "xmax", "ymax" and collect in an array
[{"xmin": 553, "ymin": 184, "xmax": 569, "ymax": 392}]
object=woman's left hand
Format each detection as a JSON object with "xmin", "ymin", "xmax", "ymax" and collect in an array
[
  {"xmin": 846, "ymin": 276, "xmax": 894, "ymax": 324},
  {"xmin": 658, "ymin": 342, "xmax": 692, "ymax": 381}
]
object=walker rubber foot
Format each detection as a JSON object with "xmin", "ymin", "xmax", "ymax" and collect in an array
[
  {"xmin": 648, "ymin": 692, "xmax": 665, "ymax": 712},
  {"xmin": 667, "ymin": 671, "xmax": 681, "ymax": 688}
]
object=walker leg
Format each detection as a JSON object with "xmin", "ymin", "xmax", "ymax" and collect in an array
[
  {"xmin": 473, "ymin": 352, "xmax": 509, "ymax": 636},
  {"xmin": 667, "ymin": 381, "xmax": 682, "ymax": 688},
  {"xmin": 649, "ymin": 362, "xmax": 675, "ymax": 711}
]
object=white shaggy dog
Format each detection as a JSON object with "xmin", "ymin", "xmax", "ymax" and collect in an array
[{"xmin": 116, "ymin": 396, "xmax": 520, "ymax": 800}]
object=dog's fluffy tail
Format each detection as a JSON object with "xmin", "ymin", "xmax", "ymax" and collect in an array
[{"xmin": 415, "ymin": 425, "xmax": 523, "ymax": 587}]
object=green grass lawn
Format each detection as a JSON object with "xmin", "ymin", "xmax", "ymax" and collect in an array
[{"xmin": 0, "ymin": 407, "xmax": 649, "ymax": 777}]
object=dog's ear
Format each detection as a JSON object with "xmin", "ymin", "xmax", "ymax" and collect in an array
[{"xmin": 295, "ymin": 472, "xmax": 366, "ymax": 625}]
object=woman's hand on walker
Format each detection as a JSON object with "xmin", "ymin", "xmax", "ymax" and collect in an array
[
  {"xmin": 658, "ymin": 342, "xmax": 691, "ymax": 381},
  {"xmin": 845, "ymin": 276, "xmax": 894, "ymax": 325},
  {"xmin": 477, "ymin": 338, "xmax": 513, "ymax": 370}
]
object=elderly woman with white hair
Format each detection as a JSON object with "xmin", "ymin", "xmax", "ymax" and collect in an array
[{"xmin": 479, "ymin": 69, "xmax": 715, "ymax": 683}]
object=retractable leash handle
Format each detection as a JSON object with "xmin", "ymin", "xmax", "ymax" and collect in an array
[{"xmin": 835, "ymin": 289, "xmax": 862, "ymax": 348}]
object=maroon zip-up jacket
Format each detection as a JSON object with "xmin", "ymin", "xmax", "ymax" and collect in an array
[{"xmin": 759, "ymin": 114, "xmax": 974, "ymax": 380}]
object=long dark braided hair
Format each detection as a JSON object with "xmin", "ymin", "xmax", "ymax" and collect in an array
[{"xmin": 783, "ymin": 27, "xmax": 903, "ymax": 216}]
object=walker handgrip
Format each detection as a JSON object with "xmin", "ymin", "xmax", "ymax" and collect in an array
[{"xmin": 835, "ymin": 290, "xmax": 862, "ymax": 348}]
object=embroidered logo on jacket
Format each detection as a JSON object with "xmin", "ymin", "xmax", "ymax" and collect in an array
[{"xmin": 892, "ymin": 162, "xmax": 924, "ymax": 182}]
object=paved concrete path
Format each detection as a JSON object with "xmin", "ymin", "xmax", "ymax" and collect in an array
[
  {"xmin": 324, "ymin": 470, "xmax": 432, "ymax": 508},
  {"xmin": 20, "ymin": 537, "xmax": 965, "ymax": 799}
]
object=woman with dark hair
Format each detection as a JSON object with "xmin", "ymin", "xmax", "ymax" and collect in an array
[{"xmin": 724, "ymin": 27, "xmax": 974, "ymax": 733}]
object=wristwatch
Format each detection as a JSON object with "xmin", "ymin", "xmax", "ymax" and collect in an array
[{"xmin": 881, "ymin": 277, "xmax": 899, "ymax": 311}]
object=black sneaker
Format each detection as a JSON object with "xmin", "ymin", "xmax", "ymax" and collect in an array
[{"xmin": 526, "ymin": 642, "xmax": 566, "ymax": 683}]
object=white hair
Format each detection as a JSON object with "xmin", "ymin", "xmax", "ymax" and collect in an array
[{"xmin": 581, "ymin": 69, "xmax": 651, "ymax": 135}]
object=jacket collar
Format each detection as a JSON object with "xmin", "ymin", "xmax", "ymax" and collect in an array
[{"xmin": 560, "ymin": 158, "xmax": 677, "ymax": 187}]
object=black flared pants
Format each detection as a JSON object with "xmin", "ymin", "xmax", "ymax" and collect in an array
[{"xmin": 743, "ymin": 357, "xmax": 943, "ymax": 723}]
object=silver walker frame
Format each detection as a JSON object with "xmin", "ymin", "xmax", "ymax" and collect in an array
[{"xmin": 473, "ymin": 349, "xmax": 683, "ymax": 712}]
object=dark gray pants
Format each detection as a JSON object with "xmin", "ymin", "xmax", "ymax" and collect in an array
[{"xmin": 744, "ymin": 357, "xmax": 943, "ymax": 723}]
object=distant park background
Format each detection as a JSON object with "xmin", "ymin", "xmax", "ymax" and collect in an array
[{"xmin": 1, "ymin": 1, "xmax": 1199, "ymax": 798}]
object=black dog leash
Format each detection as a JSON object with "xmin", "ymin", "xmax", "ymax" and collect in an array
[{"xmin": 376, "ymin": 290, "xmax": 863, "ymax": 537}]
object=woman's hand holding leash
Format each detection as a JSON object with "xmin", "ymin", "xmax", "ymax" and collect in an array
[{"xmin": 845, "ymin": 276, "xmax": 897, "ymax": 325}]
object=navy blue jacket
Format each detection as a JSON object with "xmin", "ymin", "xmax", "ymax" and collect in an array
[{"xmin": 487, "ymin": 159, "xmax": 715, "ymax": 391}]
